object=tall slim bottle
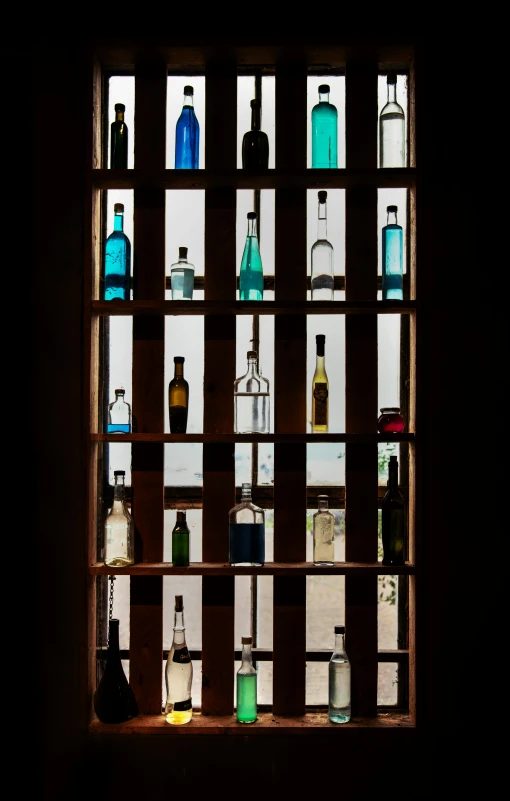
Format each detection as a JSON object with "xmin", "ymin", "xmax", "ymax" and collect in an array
[
  {"xmin": 229, "ymin": 483, "xmax": 265, "ymax": 567},
  {"xmin": 382, "ymin": 205, "xmax": 403, "ymax": 300},
  {"xmin": 313, "ymin": 494, "xmax": 335, "ymax": 565},
  {"xmin": 94, "ymin": 618, "xmax": 138, "ymax": 723},
  {"xmin": 172, "ymin": 511, "xmax": 190, "ymax": 567},
  {"xmin": 107, "ymin": 388, "xmax": 131, "ymax": 434},
  {"xmin": 328, "ymin": 624, "xmax": 351, "ymax": 723},
  {"xmin": 379, "ymin": 72, "xmax": 405, "ymax": 168},
  {"xmin": 311, "ymin": 334, "xmax": 328, "ymax": 433},
  {"xmin": 311, "ymin": 84, "xmax": 338, "ymax": 169},
  {"xmin": 234, "ymin": 351, "xmax": 270, "ymax": 434},
  {"xmin": 175, "ymin": 85, "xmax": 200, "ymax": 169},
  {"xmin": 239, "ymin": 212, "xmax": 264, "ymax": 301},
  {"xmin": 381, "ymin": 455, "xmax": 406, "ymax": 566},
  {"xmin": 242, "ymin": 99, "xmax": 269, "ymax": 169},
  {"xmin": 236, "ymin": 636, "xmax": 258, "ymax": 723},
  {"xmin": 110, "ymin": 102, "xmax": 128, "ymax": 169},
  {"xmin": 104, "ymin": 470, "xmax": 134, "ymax": 567},
  {"xmin": 104, "ymin": 202, "xmax": 131, "ymax": 301},
  {"xmin": 168, "ymin": 356, "xmax": 189, "ymax": 433},
  {"xmin": 170, "ymin": 246, "xmax": 195, "ymax": 300},
  {"xmin": 164, "ymin": 595, "xmax": 193, "ymax": 725},
  {"xmin": 311, "ymin": 190, "xmax": 334, "ymax": 300}
]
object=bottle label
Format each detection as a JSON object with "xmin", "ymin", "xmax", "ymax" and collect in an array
[
  {"xmin": 313, "ymin": 383, "xmax": 328, "ymax": 425},
  {"xmin": 173, "ymin": 646, "xmax": 191, "ymax": 664},
  {"xmin": 173, "ymin": 698, "xmax": 192, "ymax": 712}
]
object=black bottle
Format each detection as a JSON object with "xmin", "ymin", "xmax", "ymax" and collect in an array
[
  {"xmin": 110, "ymin": 103, "xmax": 128, "ymax": 169},
  {"xmin": 242, "ymin": 99, "xmax": 269, "ymax": 169},
  {"xmin": 381, "ymin": 455, "xmax": 406, "ymax": 566},
  {"xmin": 93, "ymin": 618, "xmax": 138, "ymax": 723}
]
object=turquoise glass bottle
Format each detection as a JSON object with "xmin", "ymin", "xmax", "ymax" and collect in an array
[
  {"xmin": 311, "ymin": 84, "xmax": 338, "ymax": 169},
  {"xmin": 239, "ymin": 212, "xmax": 263, "ymax": 301},
  {"xmin": 104, "ymin": 203, "xmax": 131, "ymax": 300},
  {"xmin": 382, "ymin": 205, "xmax": 403, "ymax": 300},
  {"xmin": 175, "ymin": 85, "xmax": 200, "ymax": 169}
]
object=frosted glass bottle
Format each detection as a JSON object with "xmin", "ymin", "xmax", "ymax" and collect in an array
[
  {"xmin": 311, "ymin": 84, "xmax": 338, "ymax": 169},
  {"xmin": 234, "ymin": 351, "xmax": 270, "ymax": 434},
  {"xmin": 107, "ymin": 388, "xmax": 132, "ymax": 433},
  {"xmin": 236, "ymin": 636, "xmax": 258, "ymax": 723},
  {"xmin": 311, "ymin": 190, "xmax": 334, "ymax": 300},
  {"xmin": 313, "ymin": 494, "xmax": 335, "ymax": 565},
  {"xmin": 170, "ymin": 246, "xmax": 195, "ymax": 300},
  {"xmin": 104, "ymin": 203, "xmax": 131, "ymax": 300},
  {"xmin": 382, "ymin": 205, "xmax": 403, "ymax": 300},
  {"xmin": 239, "ymin": 212, "xmax": 264, "ymax": 301},
  {"xmin": 379, "ymin": 72, "xmax": 405, "ymax": 168},
  {"xmin": 104, "ymin": 470, "xmax": 134, "ymax": 567},
  {"xmin": 329, "ymin": 625, "xmax": 351, "ymax": 723},
  {"xmin": 175, "ymin": 85, "xmax": 200, "ymax": 169},
  {"xmin": 229, "ymin": 483, "xmax": 265, "ymax": 567}
]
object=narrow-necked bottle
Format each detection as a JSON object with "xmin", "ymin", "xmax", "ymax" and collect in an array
[
  {"xmin": 236, "ymin": 636, "xmax": 257, "ymax": 723},
  {"xmin": 311, "ymin": 190, "xmax": 334, "ymax": 300},
  {"xmin": 164, "ymin": 595, "xmax": 193, "ymax": 725},
  {"xmin": 229, "ymin": 483, "xmax": 265, "ymax": 567},
  {"xmin": 382, "ymin": 205, "xmax": 403, "ymax": 300},
  {"xmin": 311, "ymin": 334, "xmax": 329, "ymax": 433},
  {"xmin": 234, "ymin": 351, "xmax": 270, "ymax": 434},
  {"xmin": 170, "ymin": 246, "xmax": 195, "ymax": 301},
  {"xmin": 107, "ymin": 388, "xmax": 132, "ymax": 434},
  {"xmin": 313, "ymin": 494, "xmax": 335, "ymax": 565},
  {"xmin": 168, "ymin": 356, "xmax": 189, "ymax": 434},
  {"xmin": 328, "ymin": 624, "xmax": 351, "ymax": 723},
  {"xmin": 104, "ymin": 470, "xmax": 134, "ymax": 567},
  {"xmin": 94, "ymin": 618, "xmax": 138, "ymax": 723},
  {"xmin": 104, "ymin": 202, "xmax": 131, "ymax": 301},
  {"xmin": 239, "ymin": 212, "xmax": 264, "ymax": 301},
  {"xmin": 381, "ymin": 455, "xmax": 406, "ymax": 566},
  {"xmin": 110, "ymin": 102, "xmax": 128, "ymax": 169},
  {"xmin": 311, "ymin": 84, "xmax": 338, "ymax": 169},
  {"xmin": 242, "ymin": 99, "xmax": 269, "ymax": 169},
  {"xmin": 175, "ymin": 85, "xmax": 200, "ymax": 169},
  {"xmin": 172, "ymin": 511, "xmax": 190, "ymax": 567},
  {"xmin": 379, "ymin": 72, "xmax": 405, "ymax": 168}
]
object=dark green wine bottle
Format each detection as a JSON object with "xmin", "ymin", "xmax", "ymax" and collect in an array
[
  {"xmin": 110, "ymin": 102, "xmax": 128, "ymax": 169},
  {"xmin": 381, "ymin": 455, "xmax": 406, "ymax": 566},
  {"xmin": 172, "ymin": 511, "xmax": 190, "ymax": 566},
  {"xmin": 93, "ymin": 618, "xmax": 138, "ymax": 723}
]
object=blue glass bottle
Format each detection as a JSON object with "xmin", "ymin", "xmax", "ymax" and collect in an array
[
  {"xmin": 229, "ymin": 483, "xmax": 265, "ymax": 566},
  {"xmin": 104, "ymin": 203, "xmax": 131, "ymax": 300},
  {"xmin": 175, "ymin": 85, "xmax": 200, "ymax": 169},
  {"xmin": 311, "ymin": 84, "xmax": 338, "ymax": 169},
  {"xmin": 382, "ymin": 205, "xmax": 403, "ymax": 300},
  {"xmin": 239, "ymin": 212, "xmax": 263, "ymax": 301}
]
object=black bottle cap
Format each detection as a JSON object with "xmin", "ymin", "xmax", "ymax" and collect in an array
[
  {"xmin": 114, "ymin": 203, "xmax": 124, "ymax": 213},
  {"xmin": 178, "ymin": 247, "xmax": 188, "ymax": 259},
  {"xmin": 174, "ymin": 356, "xmax": 185, "ymax": 363},
  {"xmin": 247, "ymin": 351, "xmax": 257, "ymax": 359},
  {"xmin": 387, "ymin": 205, "xmax": 398, "ymax": 212},
  {"xmin": 175, "ymin": 595, "xmax": 183, "ymax": 611},
  {"xmin": 114, "ymin": 470, "xmax": 125, "ymax": 476},
  {"xmin": 184, "ymin": 85, "xmax": 194, "ymax": 95},
  {"xmin": 316, "ymin": 334, "xmax": 325, "ymax": 344},
  {"xmin": 334, "ymin": 625, "xmax": 345, "ymax": 634},
  {"xmin": 387, "ymin": 72, "xmax": 397, "ymax": 85},
  {"xmin": 114, "ymin": 388, "xmax": 125, "ymax": 394},
  {"xmin": 389, "ymin": 455, "xmax": 398, "ymax": 463},
  {"xmin": 242, "ymin": 636, "xmax": 252, "ymax": 644},
  {"xmin": 176, "ymin": 511, "xmax": 187, "ymax": 522},
  {"xmin": 380, "ymin": 406, "xmax": 400, "ymax": 412},
  {"xmin": 318, "ymin": 191, "xmax": 327, "ymax": 203},
  {"xmin": 114, "ymin": 103, "xmax": 125, "ymax": 111},
  {"xmin": 247, "ymin": 212, "xmax": 257, "ymax": 219},
  {"xmin": 319, "ymin": 84, "xmax": 330, "ymax": 93},
  {"xmin": 250, "ymin": 98, "xmax": 261, "ymax": 107}
]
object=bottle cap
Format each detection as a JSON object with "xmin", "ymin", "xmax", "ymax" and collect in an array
[
  {"xmin": 318, "ymin": 191, "xmax": 327, "ymax": 203},
  {"xmin": 250, "ymin": 98, "xmax": 261, "ymax": 107},
  {"xmin": 247, "ymin": 350, "xmax": 257, "ymax": 359},
  {"xmin": 387, "ymin": 205, "xmax": 398, "ymax": 212},
  {"xmin": 387, "ymin": 72, "xmax": 397, "ymax": 85},
  {"xmin": 316, "ymin": 334, "xmax": 325, "ymax": 344},
  {"xmin": 318, "ymin": 494, "xmax": 328, "ymax": 500},
  {"xmin": 184, "ymin": 85, "xmax": 194, "ymax": 95},
  {"xmin": 178, "ymin": 247, "xmax": 188, "ymax": 259},
  {"xmin": 174, "ymin": 356, "xmax": 185, "ymax": 363},
  {"xmin": 175, "ymin": 595, "xmax": 183, "ymax": 611},
  {"xmin": 389, "ymin": 455, "xmax": 398, "ymax": 463},
  {"xmin": 242, "ymin": 636, "xmax": 252, "ymax": 644},
  {"xmin": 114, "ymin": 388, "xmax": 125, "ymax": 394},
  {"xmin": 114, "ymin": 470, "xmax": 125, "ymax": 476},
  {"xmin": 319, "ymin": 84, "xmax": 330, "ymax": 93},
  {"xmin": 334, "ymin": 625, "xmax": 345, "ymax": 634},
  {"xmin": 114, "ymin": 203, "xmax": 124, "ymax": 213},
  {"xmin": 380, "ymin": 407, "xmax": 400, "ymax": 412},
  {"xmin": 247, "ymin": 212, "xmax": 257, "ymax": 220},
  {"xmin": 176, "ymin": 511, "xmax": 187, "ymax": 521},
  {"xmin": 114, "ymin": 103, "xmax": 125, "ymax": 111}
]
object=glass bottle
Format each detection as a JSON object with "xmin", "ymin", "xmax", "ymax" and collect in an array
[
  {"xmin": 172, "ymin": 510, "xmax": 190, "ymax": 567},
  {"xmin": 107, "ymin": 388, "xmax": 132, "ymax": 434},
  {"xmin": 175, "ymin": 85, "xmax": 200, "ymax": 169},
  {"xmin": 236, "ymin": 636, "xmax": 257, "ymax": 723},
  {"xmin": 311, "ymin": 84, "xmax": 338, "ymax": 169},
  {"xmin": 229, "ymin": 483, "xmax": 265, "ymax": 567},
  {"xmin": 170, "ymin": 246, "xmax": 195, "ymax": 301},
  {"xmin": 311, "ymin": 190, "xmax": 334, "ymax": 300},
  {"xmin": 382, "ymin": 205, "xmax": 403, "ymax": 300},
  {"xmin": 381, "ymin": 455, "xmax": 406, "ymax": 566},
  {"xmin": 164, "ymin": 595, "xmax": 193, "ymax": 725},
  {"xmin": 239, "ymin": 212, "xmax": 264, "ymax": 301},
  {"xmin": 379, "ymin": 72, "xmax": 405, "ymax": 168},
  {"xmin": 104, "ymin": 202, "xmax": 131, "ymax": 301},
  {"xmin": 377, "ymin": 407, "xmax": 405, "ymax": 434},
  {"xmin": 234, "ymin": 351, "xmax": 270, "ymax": 434},
  {"xmin": 93, "ymin": 618, "xmax": 138, "ymax": 723},
  {"xmin": 313, "ymin": 494, "xmax": 335, "ymax": 565},
  {"xmin": 104, "ymin": 470, "xmax": 134, "ymax": 567},
  {"xmin": 110, "ymin": 102, "xmax": 128, "ymax": 169},
  {"xmin": 242, "ymin": 99, "xmax": 269, "ymax": 169},
  {"xmin": 328, "ymin": 624, "xmax": 351, "ymax": 723},
  {"xmin": 311, "ymin": 334, "xmax": 328, "ymax": 433},
  {"xmin": 168, "ymin": 356, "xmax": 189, "ymax": 434}
]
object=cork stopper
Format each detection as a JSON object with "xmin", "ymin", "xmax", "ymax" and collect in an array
[
  {"xmin": 175, "ymin": 595, "xmax": 183, "ymax": 612},
  {"xmin": 114, "ymin": 203, "xmax": 124, "ymax": 213},
  {"xmin": 242, "ymin": 636, "xmax": 252, "ymax": 644},
  {"xmin": 179, "ymin": 247, "xmax": 188, "ymax": 259},
  {"xmin": 318, "ymin": 191, "xmax": 327, "ymax": 203}
]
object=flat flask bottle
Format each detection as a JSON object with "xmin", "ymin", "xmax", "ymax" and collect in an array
[
  {"xmin": 382, "ymin": 205, "xmax": 403, "ymax": 300},
  {"xmin": 239, "ymin": 212, "xmax": 264, "ymax": 301},
  {"xmin": 313, "ymin": 494, "xmax": 335, "ymax": 565},
  {"xmin": 164, "ymin": 595, "xmax": 193, "ymax": 725},
  {"xmin": 379, "ymin": 72, "xmax": 405, "ymax": 168},
  {"xmin": 104, "ymin": 203, "xmax": 131, "ymax": 300},
  {"xmin": 229, "ymin": 483, "xmax": 265, "ymax": 567},
  {"xmin": 107, "ymin": 388, "xmax": 131, "ymax": 434},
  {"xmin": 311, "ymin": 190, "xmax": 334, "ymax": 300},
  {"xmin": 311, "ymin": 84, "xmax": 338, "ymax": 169},
  {"xmin": 170, "ymin": 246, "xmax": 195, "ymax": 300},
  {"xmin": 234, "ymin": 351, "xmax": 270, "ymax": 434}
]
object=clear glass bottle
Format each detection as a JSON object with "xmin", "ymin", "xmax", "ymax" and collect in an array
[
  {"xmin": 93, "ymin": 618, "xmax": 138, "ymax": 723},
  {"xmin": 379, "ymin": 72, "xmax": 405, "ymax": 168},
  {"xmin": 311, "ymin": 334, "xmax": 329, "ymax": 433},
  {"xmin": 328, "ymin": 624, "xmax": 351, "ymax": 723},
  {"xmin": 168, "ymin": 356, "xmax": 189, "ymax": 434},
  {"xmin": 175, "ymin": 85, "xmax": 200, "ymax": 169},
  {"xmin": 236, "ymin": 636, "xmax": 257, "ymax": 723},
  {"xmin": 313, "ymin": 494, "xmax": 335, "ymax": 565},
  {"xmin": 239, "ymin": 212, "xmax": 264, "ymax": 301},
  {"xmin": 104, "ymin": 470, "xmax": 134, "ymax": 567},
  {"xmin": 104, "ymin": 202, "xmax": 131, "ymax": 301},
  {"xmin": 172, "ymin": 510, "xmax": 190, "ymax": 567},
  {"xmin": 311, "ymin": 190, "xmax": 334, "ymax": 300},
  {"xmin": 107, "ymin": 388, "xmax": 132, "ymax": 433},
  {"xmin": 234, "ymin": 351, "xmax": 270, "ymax": 434},
  {"xmin": 229, "ymin": 483, "xmax": 265, "ymax": 567},
  {"xmin": 170, "ymin": 246, "xmax": 195, "ymax": 301},
  {"xmin": 311, "ymin": 84, "xmax": 338, "ymax": 169},
  {"xmin": 381, "ymin": 455, "xmax": 406, "ymax": 566},
  {"xmin": 110, "ymin": 102, "xmax": 128, "ymax": 169},
  {"xmin": 377, "ymin": 407, "xmax": 405, "ymax": 434},
  {"xmin": 242, "ymin": 99, "xmax": 269, "ymax": 169},
  {"xmin": 382, "ymin": 205, "xmax": 403, "ymax": 300},
  {"xmin": 164, "ymin": 595, "xmax": 193, "ymax": 725}
]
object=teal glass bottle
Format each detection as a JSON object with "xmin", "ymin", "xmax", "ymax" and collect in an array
[
  {"xmin": 239, "ymin": 212, "xmax": 263, "ymax": 301},
  {"xmin": 175, "ymin": 85, "xmax": 200, "ymax": 169},
  {"xmin": 104, "ymin": 203, "xmax": 131, "ymax": 300},
  {"xmin": 236, "ymin": 636, "xmax": 257, "ymax": 723},
  {"xmin": 311, "ymin": 84, "xmax": 338, "ymax": 169},
  {"xmin": 382, "ymin": 205, "xmax": 403, "ymax": 300},
  {"xmin": 172, "ymin": 511, "xmax": 190, "ymax": 567},
  {"xmin": 110, "ymin": 103, "xmax": 128, "ymax": 169}
]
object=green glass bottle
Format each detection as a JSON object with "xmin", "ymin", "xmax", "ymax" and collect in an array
[
  {"xmin": 311, "ymin": 84, "xmax": 338, "ymax": 169},
  {"xmin": 381, "ymin": 455, "xmax": 406, "ymax": 566},
  {"xmin": 110, "ymin": 103, "xmax": 128, "ymax": 169},
  {"xmin": 172, "ymin": 511, "xmax": 190, "ymax": 567},
  {"xmin": 239, "ymin": 212, "xmax": 263, "ymax": 301},
  {"xmin": 236, "ymin": 636, "xmax": 257, "ymax": 723}
]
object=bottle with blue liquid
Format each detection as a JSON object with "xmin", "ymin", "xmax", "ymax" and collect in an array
[
  {"xmin": 239, "ymin": 212, "xmax": 264, "ymax": 301},
  {"xmin": 104, "ymin": 203, "xmax": 131, "ymax": 300},
  {"xmin": 311, "ymin": 84, "xmax": 338, "ymax": 169},
  {"xmin": 107, "ymin": 388, "xmax": 131, "ymax": 434},
  {"xmin": 382, "ymin": 205, "xmax": 403, "ymax": 300},
  {"xmin": 229, "ymin": 483, "xmax": 265, "ymax": 566},
  {"xmin": 175, "ymin": 85, "xmax": 200, "ymax": 169}
]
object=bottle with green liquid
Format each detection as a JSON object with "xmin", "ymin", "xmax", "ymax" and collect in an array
[
  {"xmin": 311, "ymin": 84, "xmax": 338, "ymax": 169},
  {"xmin": 239, "ymin": 212, "xmax": 263, "ymax": 301},
  {"xmin": 236, "ymin": 636, "xmax": 257, "ymax": 723},
  {"xmin": 172, "ymin": 511, "xmax": 190, "ymax": 567}
]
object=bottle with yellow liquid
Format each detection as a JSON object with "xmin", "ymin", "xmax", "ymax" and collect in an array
[
  {"xmin": 311, "ymin": 334, "xmax": 329, "ymax": 432},
  {"xmin": 164, "ymin": 595, "xmax": 193, "ymax": 724}
]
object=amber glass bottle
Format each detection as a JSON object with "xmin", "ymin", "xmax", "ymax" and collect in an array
[{"xmin": 168, "ymin": 356, "xmax": 189, "ymax": 433}]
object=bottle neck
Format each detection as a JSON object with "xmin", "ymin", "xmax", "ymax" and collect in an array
[
  {"xmin": 319, "ymin": 90, "xmax": 330, "ymax": 104},
  {"xmin": 174, "ymin": 363, "xmax": 184, "ymax": 377},
  {"xmin": 108, "ymin": 620, "xmax": 120, "ymax": 654},
  {"xmin": 115, "ymin": 392, "xmax": 125, "ymax": 403},
  {"xmin": 334, "ymin": 632, "xmax": 345, "ymax": 652},
  {"xmin": 387, "ymin": 81, "xmax": 397, "ymax": 104},
  {"xmin": 173, "ymin": 609, "xmax": 186, "ymax": 644},
  {"xmin": 247, "ymin": 217, "xmax": 258, "ymax": 238},
  {"xmin": 317, "ymin": 201, "xmax": 327, "ymax": 239},
  {"xmin": 251, "ymin": 103, "xmax": 261, "ymax": 131},
  {"xmin": 388, "ymin": 460, "xmax": 399, "ymax": 489},
  {"xmin": 241, "ymin": 485, "xmax": 252, "ymax": 503},
  {"xmin": 247, "ymin": 357, "xmax": 258, "ymax": 375},
  {"xmin": 318, "ymin": 498, "xmax": 329, "ymax": 512},
  {"xmin": 184, "ymin": 92, "xmax": 194, "ymax": 108},
  {"xmin": 113, "ymin": 212, "xmax": 124, "ymax": 232},
  {"xmin": 115, "ymin": 110, "xmax": 124, "ymax": 122},
  {"xmin": 387, "ymin": 209, "xmax": 398, "ymax": 226},
  {"xmin": 241, "ymin": 642, "xmax": 253, "ymax": 665},
  {"xmin": 113, "ymin": 477, "xmax": 126, "ymax": 502}
]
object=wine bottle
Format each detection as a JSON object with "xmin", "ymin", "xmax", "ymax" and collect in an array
[
  {"xmin": 242, "ymin": 99, "xmax": 269, "ymax": 169},
  {"xmin": 104, "ymin": 202, "xmax": 131, "ymax": 301},
  {"xmin": 379, "ymin": 72, "xmax": 405, "ymax": 168},
  {"xmin": 328, "ymin": 624, "xmax": 351, "ymax": 723},
  {"xmin": 381, "ymin": 455, "xmax": 406, "ymax": 566},
  {"xmin": 236, "ymin": 636, "xmax": 258, "ymax": 723},
  {"xmin": 110, "ymin": 102, "xmax": 128, "ymax": 169},
  {"xmin": 311, "ymin": 190, "xmax": 334, "ymax": 300},
  {"xmin": 239, "ymin": 212, "xmax": 263, "ymax": 301},
  {"xmin": 313, "ymin": 494, "xmax": 335, "ymax": 565},
  {"xmin": 168, "ymin": 356, "xmax": 189, "ymax": 434},
  {"xmin": 107, "ymin": 388, "xmax": 132, "ymax": 433},
  {"xmin": 94, "ymin": 618, "xmax": 138, "ymax": 723},
  {"xmin": 382, "ymin": 205, "xmax": 403, "ymax": 300},
  {"xmin": 175, "ymin": 85, "xmax": 200, "ymax": 169},
  {"xmin": 104, "ymin": 470, "xmax": 134, "ymax": 567},
  {"xmin": 164, "ymin": 595, "xmax": 193, "ymax": 724},
  {"xmin": 311, "ymin": 334, "xmax": 329, "ymax": 433},
  {"xmin": 234, "ymin": 351, "xmax": 270, "ymax": 434},
  {"xmin": 311, "ymin": 84, "xmax": 338, "ymax": 169},
  {"xmin": 172, "ymin": 510, "xmax": 190, "ymax": 567},
  {"xmin": 229, "ymin": 483, "xmax": 265, "ymax": 567},
  {"xmin": 170, "ymin": 246, "xmax": 195, "ymax": 301}
]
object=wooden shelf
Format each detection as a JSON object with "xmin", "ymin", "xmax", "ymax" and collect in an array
[
  {"xmin": 92, "ymin": 299, "xmax": 416, "ymax": 316},
  {"xmin": 90, "ymin": 561, "xmax": 415, "ymax": 576},
  {"xmin": 92, "ymin": 432, "xmax": 415, "ymax": 443}
]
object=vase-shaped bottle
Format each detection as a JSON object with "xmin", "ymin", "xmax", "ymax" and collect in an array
[
  {"xmin": 94, "ymin": 618, "xmax": 138, "ymax": 723},
  {"xmin": 239, "ymin": 212, "xmax": 264, "ymax": 301}
]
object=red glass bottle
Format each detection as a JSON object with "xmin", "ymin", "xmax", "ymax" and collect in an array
[{"xmin": 377, "ymin": 407, "xmax": 405, "ymax": 434}]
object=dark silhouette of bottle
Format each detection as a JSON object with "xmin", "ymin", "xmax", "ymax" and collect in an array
[
  {"xmin": 172, "ymin": 511, "xmax": 190, "ymax": 566},
  {"xmin": 110, "ymin": 103, "xmax": 128, "ymax": 169},
  {"xmin": 168, "ymin": 356, "xmax": 189, "ymax": 433},
  {"xmin": 381, "ymin": 455, "xmax": 406, "ymax": 566},
  {"xmin": 242, "ymin": 99, "xmax": 269, "ymax": 169},
  {"xmin": 94, "ymin": 618, "xmax": 138, "ymax": 723}
]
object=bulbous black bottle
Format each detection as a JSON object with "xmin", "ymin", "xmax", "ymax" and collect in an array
[{"xmin": 94, "ymin": 618, "xmax": 138, "ymax": 723}]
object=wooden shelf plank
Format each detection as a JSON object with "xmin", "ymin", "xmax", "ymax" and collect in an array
[
  {"xmin": 90, "ymin": 561, "xmax": 416, "ymax": 576},
  {"xmin": 91, "ymin": 432, "xmax": 415, "ymax": 443},
  {"xmin": 92, "ymin": 299, "xmax": 417, "ymax": 315}
]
